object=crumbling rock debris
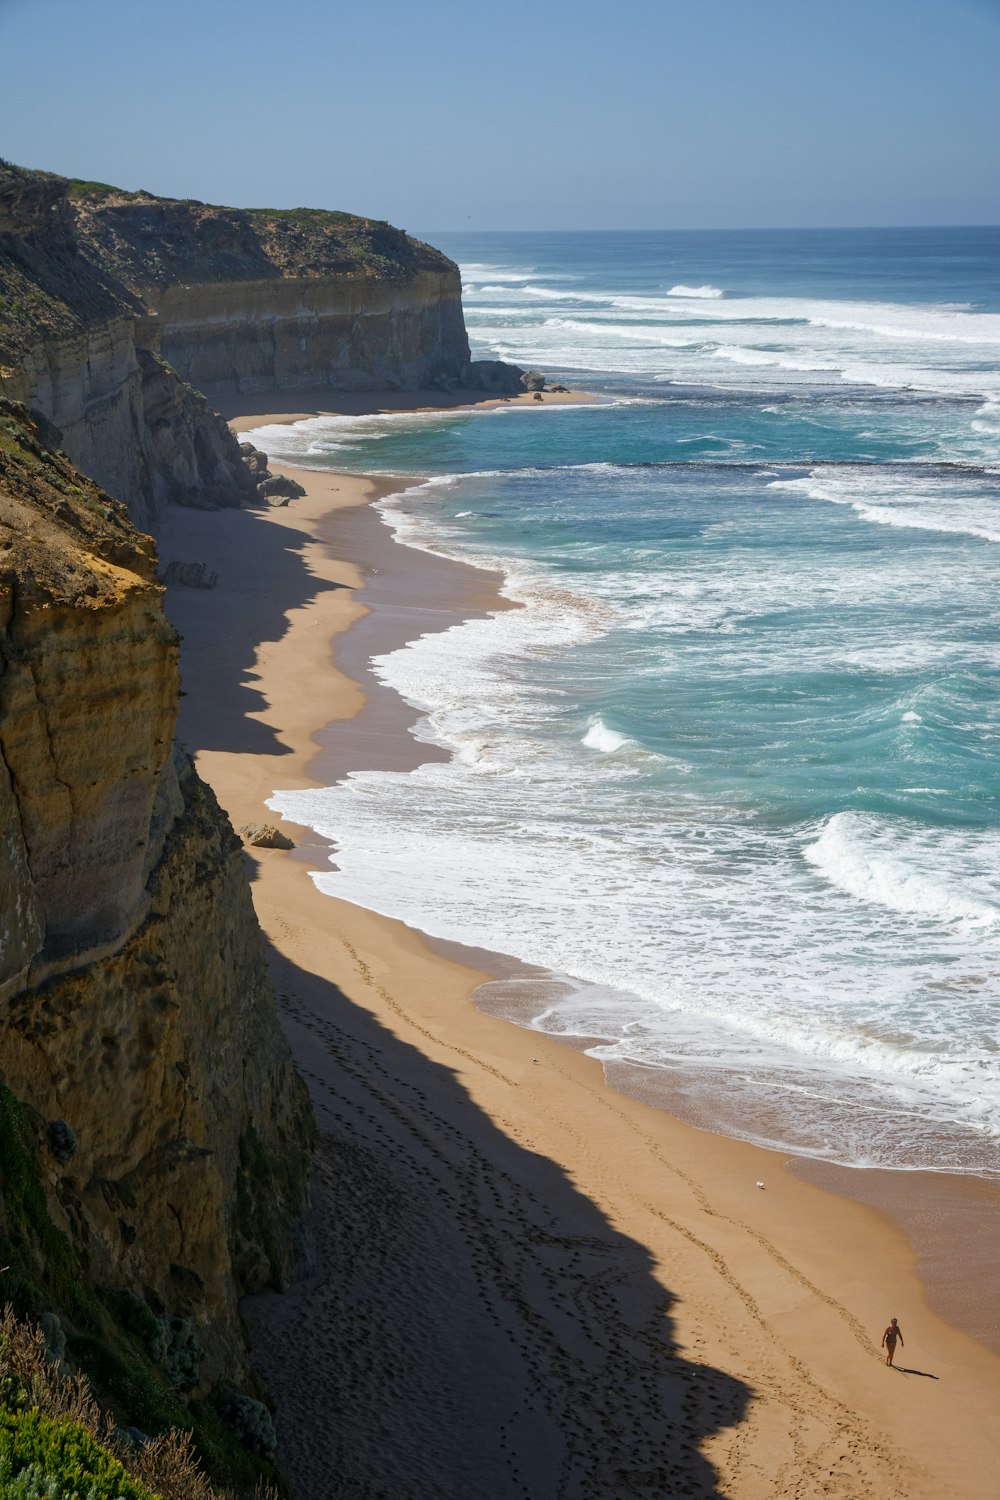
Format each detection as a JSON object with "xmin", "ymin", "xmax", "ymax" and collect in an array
[
  {"xmin": 155, "ymin": 1314, "xmax": 205, "ymax": 1392},
  {"xmin": 39, "ymin": 1311, "xmax": 66, "ymax": 1366}
]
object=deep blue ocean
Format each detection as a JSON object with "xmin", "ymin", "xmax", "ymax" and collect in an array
[{"xmin": 253, "ymin": 228, "xmax": 1000, "ymax": 1175}]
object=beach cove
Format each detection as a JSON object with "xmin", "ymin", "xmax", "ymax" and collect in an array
[
  {"xmin": 249, "ymin": 229, "xmax": 1000, "ymax": 1188},
  {"xmin": 4, "ymin": 3, "xmax": 998, "ymax": 1486},
  {"xmin": 157, "ymin": 387, "xmax": 1000, "ymax": 1499}
]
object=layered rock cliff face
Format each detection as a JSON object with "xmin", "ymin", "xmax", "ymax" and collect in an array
[
  {"xmin": 0, "ymin": 161, "xmax": 470, "ymax": 523},
  {"xmin": 0, "ymin": 404, "xmax": 313, "ymax": 1438},
  {"xmin": 74, "ymin": 193, "xmax": 470, "ymax": 397},
  {"xmin": 0, "ymin": 166, "xmax": 259, "ymax": 527}
]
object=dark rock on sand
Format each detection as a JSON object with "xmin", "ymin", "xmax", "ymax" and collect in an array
[
  {"xmin": 462, "ymin": 359, "xmax": 527, "ymax": 394},
  {"xmin": 258, "ymin": 474, "xmax": 306, "ymax": 501}
]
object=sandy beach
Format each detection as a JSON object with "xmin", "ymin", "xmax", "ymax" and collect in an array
[{"xmin": 158, "ymin": 400, "xmax": 1000, "ymax": 1500}]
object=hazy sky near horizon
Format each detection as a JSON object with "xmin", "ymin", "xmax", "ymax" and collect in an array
[{"xmin": 2, "ymin": 0, "xmax": 998, "ymax": 230}]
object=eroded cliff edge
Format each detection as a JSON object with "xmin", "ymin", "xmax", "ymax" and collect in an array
[
  {"xmin": 0, "ymin": 160, "xmax": 470, "ymax": 525},
  {"xmin": 0, "ymin": 403, "xmax": 314, "ymax": 1478}
]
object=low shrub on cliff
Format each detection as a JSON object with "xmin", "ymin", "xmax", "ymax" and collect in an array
[
  {"xmin": 0, "ymin": 1409, "xmax": 157, "ymax": 1500},
  {"xmin": 0, "ymin": 1313, "xmax": 278, "ymax": 1500},
  {"xmin": 0, "ymin": 1088, "xmax": 98, "ymax": 1334},
  {"xmin": 0, "ymin": 1312, "xmax": 153, "ymax": 1498},
  {"xmin": 0, "ymin": 1097, "xmax": 279, "ymax": 1495}
]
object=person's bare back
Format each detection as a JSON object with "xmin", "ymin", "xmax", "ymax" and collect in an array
[{"xmin": 881, "ymin": 1316, "xmax": 904, "ymax": 1366}]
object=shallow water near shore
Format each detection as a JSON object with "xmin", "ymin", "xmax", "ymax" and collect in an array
[{"xmin": 254, "ymin": 228, "xmax": 1000, "ymax": 1178}]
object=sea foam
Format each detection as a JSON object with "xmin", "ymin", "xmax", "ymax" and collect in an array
[
  {"xmin": 804, "ymin": 813, "xmax": 1000, "ymax": 930},
  {"xmin": 768, "ymin": 468, "xmax": 1000, "ymax": 543},
  {"xmin": 258, "ymin": 229, "xmax": 1000, "ymax": 1176}
]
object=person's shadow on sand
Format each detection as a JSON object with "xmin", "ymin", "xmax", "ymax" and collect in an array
[
  {"xmin": 896, "ymin": 1367, "xmax": 939, "ymax": 1379},
  {"xmin": 244, "ymin": 944, "xmax": 753, "ymax": 1500}
]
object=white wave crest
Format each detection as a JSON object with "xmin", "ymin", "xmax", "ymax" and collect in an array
[
  {"xmin": 712, "ymin": 344, "xmax": 839, "ymax": 374},
  {"xmin": 459, "ymin": 261, "xmax": 537, "ymax": 282},
  {"xmin": 804, "ymin": 813, "xmax": 1000, "ymax": 929},
  {"xmin": 666, "ymin": 284, "xmax": 725, "ymax": 298},
  {"xmin": 582, "ymin": 718, "xmax": 632, "ymax": 753},
  {"xmin": 769, "ymin": 469, "xmax": 1000, "ymax": 544}
]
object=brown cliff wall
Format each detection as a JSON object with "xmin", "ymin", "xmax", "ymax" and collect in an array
[
  {"xmin": 0, "ymin": 404, "xmax": 313, "ymax": 1418},
  {"xmin": 0, "ymin": 163, "xmax": 470, "ymax": 523},
  {"xmin": 1, "ymin": 317, "xmax": 154, "ymax": 513},
  {"xmin": 2, "ymin": 758, "xmax": 312, "ymax": 1388},
  {"xmin": 0, "ymin": 153, "xmax": 477, "ymax": 1455},
  {"xmin": 0, "ymin": 531, "xmax": 178, "ymax": 982},
  {"xmin": 147, "ymin": 268, "xmax": 468, "ymax": 395}
]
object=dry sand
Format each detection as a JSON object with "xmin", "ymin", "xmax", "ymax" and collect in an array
[
  {"xmin": 219, "ymin": 383, "xmax": 599, "ymax": 427},
  {"xmin": 158, "ymin": 405, "xmax": 1000, "ymax": 1500}
]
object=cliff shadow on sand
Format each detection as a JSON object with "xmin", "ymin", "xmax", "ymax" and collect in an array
[
  {"xmin": 244, "ymin": 941, "xmax": 750, "ymax": 1500},
  {"xmin": 158, "ymin": 500, "xmax": 350, "ymax": 761}
]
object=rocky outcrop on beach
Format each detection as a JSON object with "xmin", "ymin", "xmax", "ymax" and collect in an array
[
  {"xmin": 461, "ymin": 358, "xmax": 548, "ymax": 395},
  {"xmin": 0, "ymin": 401, "xmax": 313, "ymax": 1460},
  {"xmin": 239, "ymin": 823, "xmax": 296, "ymax": 851},
  {"xmin": 0, "ymin": 161, "xmax": 470, "ymax": 523}
]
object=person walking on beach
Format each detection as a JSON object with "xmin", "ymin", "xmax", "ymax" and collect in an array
[{"xmin": 881, "ymin": 1317, "xmax": 904, "ymax": 1366}]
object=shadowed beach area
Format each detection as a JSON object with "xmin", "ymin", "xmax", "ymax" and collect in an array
[{"xmin": 156, "ymin": 402, "xmax": 1000, "ymax": 1499}]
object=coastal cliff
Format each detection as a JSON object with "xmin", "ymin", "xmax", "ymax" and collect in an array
[
  {"xmin": 74, "ymin": 191, "xmax": 470, "ymax": 397},
  {"xmin": 0, "ymin": 157, "xmax": 520, "ymax": 1485},
  {"xmin": 0, "ymin": 162, "xmax": 470, "ymax": 523},
  {"xmin": 0, "ymin": 403, "xmax": 313, "ymax": 1473},
  {"xmin": 0, "ymin": 155, "xmax": 501, "ymax": 1486}
]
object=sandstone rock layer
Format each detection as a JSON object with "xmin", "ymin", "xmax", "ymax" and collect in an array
[{"xmin": 0, "ymin": 404, "xmax": 313, "ymax": 1398}]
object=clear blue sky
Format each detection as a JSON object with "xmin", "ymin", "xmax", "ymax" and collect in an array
[{"xmin": 2, "ymin": 0, "xmax": 998, "ymax": 229}]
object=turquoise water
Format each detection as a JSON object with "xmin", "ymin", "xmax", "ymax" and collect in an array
[{"xmin": 254, "ymin": 229, "xmax": 1000, "ymax": 1175}]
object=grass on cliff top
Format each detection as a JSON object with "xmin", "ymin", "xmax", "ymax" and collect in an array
[
  {"xmin": 66, "ymin": 185, "xmax": 374, "ymax": 231},
  {"xmin": 67, "ymin": 179, "xmax": 388, "ymax": 235},
  {"xmin": 66, "ymin": 181, "xmax": 133, "ymax": 199},
  {"xmin": 64, "ymin": 179, "xmax": 447, "ymax": 279},
  {"xmin": 244, "ymin": 205, "xmax": 375, "ymax": 228},
  {"xmin": 67, "ymin": 183, "xmax": 194, "ymax": 205}
]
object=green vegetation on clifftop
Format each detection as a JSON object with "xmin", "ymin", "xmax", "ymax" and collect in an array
[
  {"xmin": 0, "ymin": 1409, "xmax": 158, "ymax": 1500},
  {"xmin": 0, "ymin": 1308, "xmax": 281, "ymax": 1499},
  {"xmin": 0, "ymin": 1093, "xmax": 277, "ymax": 1494}
]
